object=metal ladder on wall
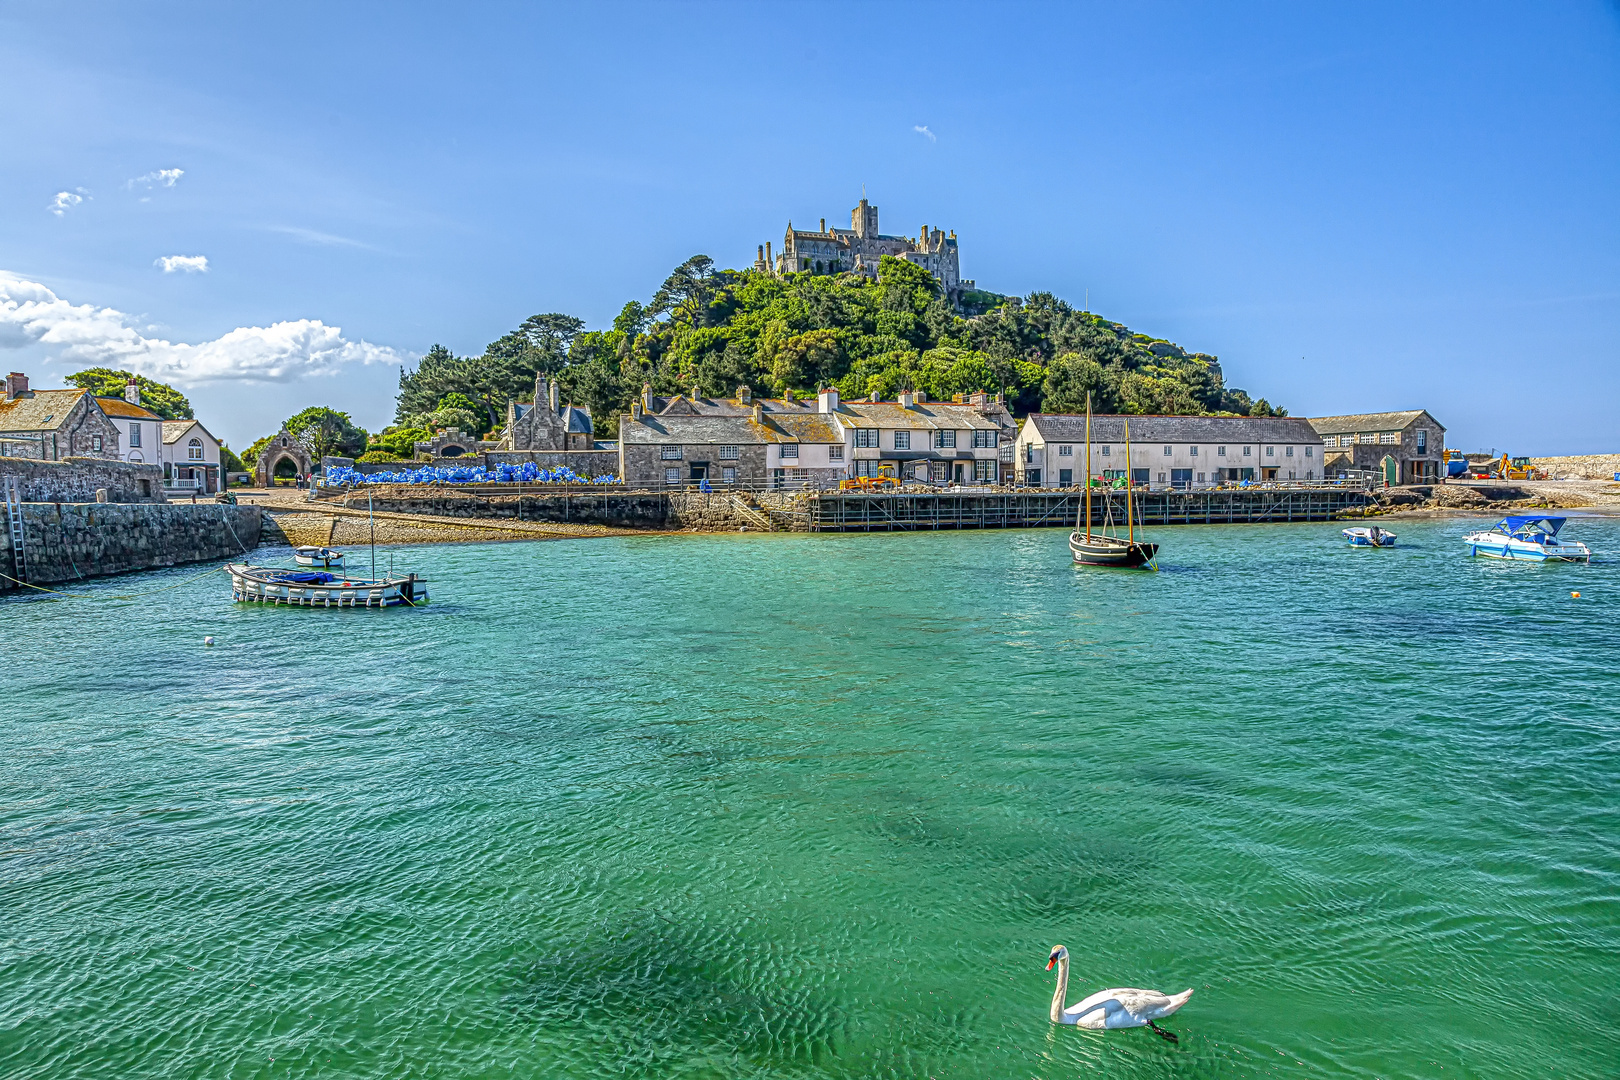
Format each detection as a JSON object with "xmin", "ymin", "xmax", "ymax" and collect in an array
[{"xmin": 4, "ymin": 475, "xmax": 25, "ymax": 585}]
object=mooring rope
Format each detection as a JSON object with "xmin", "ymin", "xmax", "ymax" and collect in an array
[{"xmin": 0, "ymin": 564, "xmax": 228, "ymax": 601}]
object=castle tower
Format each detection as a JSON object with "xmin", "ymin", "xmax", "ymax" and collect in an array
[{"xmin": 852, "ymin": 197, "xmax": 878, "ymax": 239}]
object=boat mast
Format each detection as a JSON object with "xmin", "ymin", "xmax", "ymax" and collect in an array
[
  {"xmin": 1084, "ymin": 392, "xmax": 1092, "ymax": 542},
  {"xmin": 369, "ymin": 491, "xmax": 377, "ymax": 579},
  {"xmin": 1124, "ymin": 417, "xmax": 1134, "ymax": 547}
]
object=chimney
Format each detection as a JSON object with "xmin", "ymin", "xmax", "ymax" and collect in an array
[
  {"xmin": 921, "ymin": 224, "xmax": 928, "ymax": 249},
  {"xmin": 124, "ymin": 376, "xmax": 140, "ymax": 405},
  {"xmin": 631, "ymin": 401, "xmax": 643, "ymax": 420},
  {"xmin": 752, "ymin": 403, "xmax": 764, "ymax": 423},
  {"xmin": 766, "ymin": 240, "xmax": 773, "ymax": 270},
  {"xmin": 818, "ymin": 386, "xmax": 839, "ymax": 414},
  {"xmin": 915, "ymin": 391, "xmax": 927, "ymax": 404},
  {"xmin": 642, "ymin": 383, "xmax": 653, "ymax": 412},
  {"xmin": 869, "ymin": 391, "xmax": 879, "ymax": 403},
  {"xmin": 534, "ymin": 372, "xmax": 547, "ymax": 407},
  {"xmin": 5, "ymin": 372, "xmax": 28, "ymax": 401},
  {"xmin": 549, "ymin": 379, "xmax": 560, "ymax": 413},
  {"xmin": 898, "ymin": 390, "xmax": 914, "ymax": 409},
  {"xmin": 820, "ymin": 217, "xmax": 826, "ymax": 233},
  {"xmin": 737, "ymin": 384, "xmax": 751, "ymax": 404}
]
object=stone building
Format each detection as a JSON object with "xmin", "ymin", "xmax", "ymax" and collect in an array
[
  {"xmin": 0, "ymin": 372, "xmax": 120, "ymax": 461},
  {"xmin": 254, "ymin": 427, "xmax": 314, "ymax": 486},
  {"xmin": 753, "ymin": 194, "xmax": 974, "ymax": 302},
  {"xmin": 498, "ymin": 374, "xmax": 594, "ymax": 452},
  {"xmin": 1016, "ymin": 415, "xmax": 1326, "ymax": 488},
  {"xmin": 1308, "ymin": 411, "xmax": 1447, "ymax": 485}
]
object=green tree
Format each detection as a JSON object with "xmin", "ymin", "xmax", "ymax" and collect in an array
[
  {"xmin": 65, "ymin": 368, "xmax": 193, "ymax": 419},
  {"xmin": 649, "ymin": 255, "xmax": 719, "ymax": 327},
  {"xmin": 285, "ymin": 407, "xmax": 368, "ymax": 461},
  {"xmin": 219, "ymin": 444, "xmax": 246, "ymax": 473}
]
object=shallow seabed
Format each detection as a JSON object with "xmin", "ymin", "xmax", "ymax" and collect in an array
[{"xmin": 2, "ymin": 516, "xmax": 1617, "ymax": 1079}]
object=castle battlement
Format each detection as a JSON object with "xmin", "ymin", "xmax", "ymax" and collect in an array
[{"xmin": 754, "ymin": 194, "xmax": 967, "ymax": 300}]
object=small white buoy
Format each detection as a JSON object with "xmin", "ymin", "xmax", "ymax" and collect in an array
[{"xmin": 204, "ymin": 636, "xmax": 215, "ymax": 646}]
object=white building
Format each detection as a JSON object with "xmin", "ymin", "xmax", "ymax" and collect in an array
[
  {"xmin": 834, "ymin": 389, "xmax": 1013, "ymax": 485},
  {"xmin": 160, "ymin": 418, "xmax": 223, "ymax": 494},
  {"xmin": 95, "ymin": 383, "xmax": 165, "ymax": 464},
  {"xmin": 1015, "ymin": 414, "xmax": 1326, "ymax": 489}
]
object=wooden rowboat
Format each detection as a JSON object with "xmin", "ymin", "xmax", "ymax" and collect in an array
[{"xmin": 226, "ymin": 563, "xmax": 428, "ymax": 608}]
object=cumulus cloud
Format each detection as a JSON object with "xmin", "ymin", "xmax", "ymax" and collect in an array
[
  {"xmin": 49, "ymin": 189, "xmax": 89, "ymax": 216},
  {"xmin": 0, "ymin": 271, "xmax": 399, "ymax": 385},
  {"xmin": 129, "ymin": 168, "xmax": 184, "ymax": 189},
  {"xmin": 156, "ymin": 255, "xmax": 209, "ymax": 274},
  {"xmin": 913, "ymin": 125, "xmax": 936, "ymax": 142}
]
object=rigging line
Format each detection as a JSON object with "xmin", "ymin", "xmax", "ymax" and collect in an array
[
  {"xmin": 0, "ymin": 563, "xmax": 228, "ymax": 601},
  {"xmin": 218, "ymin": 504, "xmax": 253, "ymax": 555}
]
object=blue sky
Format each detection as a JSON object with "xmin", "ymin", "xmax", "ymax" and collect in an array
[{"xmin": 3, "ymin": 1, "xmax": 1617, "ymax": 453}]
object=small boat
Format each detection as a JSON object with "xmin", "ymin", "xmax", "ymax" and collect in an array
[
  {"xmin": 227, "ymin": 564, "xmax": 428, "ymax": 607},
  {"xmin": 1343, "ymin": 525, "xmax": 1396, "ymax": 547},
  {"xmin": 1069, "ymin": 396, "xmax": 1158, "ymax": 568},
  {"xmin": 1463, "ymin": 515, "xmax": 1591, "ymax": 562},
  {"xmin": 293, "ymin": 545, "xmax": 345, "ymax": 568}
]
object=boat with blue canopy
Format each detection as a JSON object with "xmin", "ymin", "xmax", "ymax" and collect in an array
[
  {"xmin": 226, "ymin": 563, "xmax": 428, "ymax": 607},
  {"xmin": 1462, "ymin": 516, "xmax": 1591, "ymax": 562}
]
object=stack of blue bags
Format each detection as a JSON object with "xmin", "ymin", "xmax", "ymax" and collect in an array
[{"xmin": 323, "ymin": 463, "xmax": 618, "ymax": 486}]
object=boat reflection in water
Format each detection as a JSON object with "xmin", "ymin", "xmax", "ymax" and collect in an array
[{"xmin": 1069, "ymin": 396, "xmax": 1158, "ymax": 569}]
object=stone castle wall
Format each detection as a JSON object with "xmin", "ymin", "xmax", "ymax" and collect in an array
[
  {"xmin": 1, "ymin": 457, "xmax": 166, "ymax": 503},
  {"xmin": 1, "ymin": 503, "xmax": 262, "ymax": 592}
]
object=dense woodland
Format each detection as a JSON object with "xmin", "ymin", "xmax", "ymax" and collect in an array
[{"xmin": 383, "ymin": 255, "xmax": 1284, "ymax": 450}]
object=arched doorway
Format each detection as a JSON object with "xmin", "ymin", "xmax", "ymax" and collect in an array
[
  {"xmin": 254, "ymin": 427, "xmax": 314, "ymax": 486},
  {"xmin": 1380, "ymin": 454, "xmax": 1399, "ymax": 486},
  {"xmin": 273, "ymin": 456, "xmax": 300, "ymax": 482},
  {"xmin": 438, "ymin": 444, "xmax": 466, "ymax": 458}
]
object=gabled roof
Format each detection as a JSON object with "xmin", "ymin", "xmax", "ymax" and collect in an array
[
  {"xmin": 1307, "ymin": 411, "xmax": 1442, "ymax": 435},
  {"xmin": 561, "ymin": 406, "xmax": 593, "ymax": 434},
  {"xmin": 0, "ymin": 388, "xmax": 87, "ymax": 432},
  {"xmin": 95, "ymin": 396, "xmax": 163, "ymax": 420},
  {"xmin": 163, "ymin": 418, "xmax": 218, "ymax": 445},
  {"xmin": 1022, "ymin": 413, "xmax": 1323, "ymax": 444},
  {"xmin": 840, "ymin": 401, "xmax": 1000, "ymax": 431},
  {"xmin": 620, "ymin": 413, "xmax": 770, "ymax": 445}
]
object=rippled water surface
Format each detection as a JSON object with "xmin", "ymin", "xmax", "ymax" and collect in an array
[{"xmin": 2, "ymin": 515, "xmax": 1617, "ymax": 1078}]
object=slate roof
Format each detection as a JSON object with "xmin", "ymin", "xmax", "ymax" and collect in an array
[
  {"xmin": 653, "ymin": 394, "xmax": 821, "ymax": 417},
  {"xmin": 621, "ymin": 411, "xmax": 842, "ymax": 445},
  {"xmin": 1307, "ymin": 411, "xmax": 1442, "ymax": 435},
  {"xmin": 163, "ymin": 419, "xmax": 219, "ymax": 445},
  {"xmin": 96, "ymin": 397, "xmax": 163, "ymax": 420},
  {"xmin": 0, "ymin": 388, "xmax": 87, "ymax": 432},
  {"xmin": 561, "ymin": 406, "xmax": 593, "ymax": 434},
  {"xmin": 840, "ymin": 401, "xmax": 1000, "ymax": 431},
  {"xmin": 1023, "ymin": 414, "xmax": 1323, "ymax": 444}
]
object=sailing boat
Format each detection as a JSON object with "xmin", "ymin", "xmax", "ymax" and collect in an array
[{"xmin": 1069, "ymin": 395, "xmax": 1158, "ymax": 568}]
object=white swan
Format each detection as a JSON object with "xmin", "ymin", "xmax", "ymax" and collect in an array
[{"xmin": 1046, "ymin": 945, "xmax": 1193, "ymax": 1041}]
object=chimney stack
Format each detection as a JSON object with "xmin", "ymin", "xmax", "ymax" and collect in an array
[
  {"xmin": 752, "ymin": 403, "xmax": 764, "ymax": 424},
  {"xmin": 549, "ymin": 379, "xmax": 560, "ymax": 413},
  {"xmin": 818, "ymin": 386, "xmax": 839, "ymax": 414},
  {"xmin": 124, "ymin": 376, "xmax": 141, "ymax": 405},
  {"xmin": 765, "ymin": 240, "xmax": 773, "ymax": 271},
  {"xmin": 820, "ymin": 217, "xmax": 826, "ymax": 233},
  {"xmin": 631, "ymin": 401, "xmax": 643, "ymax": 420},
  {"xmin": 898, "ymin": 389, "xmax": 914, "ymax": 409},
  {"xmin": 642, "ymin": 382, "xmax": 653, "ymax": 412},
  {"xmin": 4, "ymin": 372, "xmax": 28, "ymax": 401},
  {"xmin": 737, "ymin": 384, "xmax": 751, "ymax": 404}
]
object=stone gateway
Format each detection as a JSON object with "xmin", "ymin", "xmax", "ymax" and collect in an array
[{"xmin": 255, "ymin": 428, "xmax": 314, "ymax": 486}]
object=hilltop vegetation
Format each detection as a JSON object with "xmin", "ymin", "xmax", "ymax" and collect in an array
[
  {"xmin": 65, "ymin": 368, "xmax": 193, "ymax": 420},
  {"xmin": 394, "ymin": 256, "xmax": 1283, "ymax": 433}
]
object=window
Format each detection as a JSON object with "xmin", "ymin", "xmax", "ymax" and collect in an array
[
  {"xmin": 854, "ymin": 428, "xmax": 878, "ymax": 448},
  {"xmin": 1189, "ymin": 445, "xmax": 1198, "ymax": 457},
  {"xmin": 1058, "ymin": 468, "xmax": 1073, "ymax": 486},
  {"xmin": 1243, "ymin": 445, "xmax": 1252, "ymax": 456},
  {"xmin": 718, "ymin": 445, "xmax": 739, "ymax": 460},
  {"xmin": 974, "ymin": 460, "xmax": 995, "ymax": 481},
  {"xmin": 1101, "ymin": 445, "xmax": 1110, "ymax": 457},
  {"xmin": 935, "ymin": 430, "xmax": 956, "ymax": 449},
  {"xmin": 1305, "ymin": 446, "xmax": 1313, "ymax": 458},
  {"xmin": 1380, "ymin": 431, "xmax": 1398, "ymax": 444},
  {"xmin": 1058, "ymin": 445, "xmax": 1073, "ymax": 457},
  {"xmin": 1163, "ymin": 445, "xmax": 1172, "ymax": 456},
  {"xmin": 828, "ymin": 444, "xmax": 843, "ymax": 461},
  {"xmin": 92, "ymin": 435, "xmax": 103, "ymax": 451},
  {"xmin": 1285, "ymin": 446, "xmax": 1294, "ymax": 457},
  {"xmin": 1289, "ymin": 470, "xmax": 1296, "ymax": 480},
  {"xmin": 972, "ymin": 430, "xmax": 996, "ymax": 448},
  {"xmin": 660, "ymin": 444, "xmax": 682, "ymax": 460},
  {"xmin": 1027, "ymin": 469, "xmax": 1041, "ymax": 484},
  {"xmin": 129, "ymin": 424, "xmax": 141, "ymax": 448},
  {"xmin": 1217, "ymin": 445, "xmax": 1226, "ymax": 456},
  {"xmin": 780, "ymin": 443, "xmax": 799, "ymax": 459},
  {"xmin": 1158, "ymin": 472, "xmax": 1166, "ymax": 482},
  {"xmin": 722, "ymin": 466, "xmax": 736, "ymax": 483},
  {"xmin": 893, "ymin": 431, "xmax": 910, "ymax": 450},
  {"xmin": 665, "ymin": 468, "xmax": 680, "ymax": 485},
  {"xmin": 1196, "ymin": 472, "xmax": 1205, "ymax": 482},
  {"xmin": 188, "ymin": 438, "xmax": 204, "ymax": 461},
  {"xmin": 1024, "ymin": 444, "xmax": 1034, "ymax": 463},
  {"xmin": 1416, "ymin": 430, "xmax": 1427, "ymax": 452},
  {"xmin": 1359, "ymin": 432, "xmax": 1377, "ymax": 444},
  {"xmin": 1266, "ymin": 446, "xmax": 1275, "ymax": 457}
]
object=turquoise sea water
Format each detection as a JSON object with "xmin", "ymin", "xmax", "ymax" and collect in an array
[{"xmin": 2, "ymin": 515, "xmax": 1617, "ymax": 1079}]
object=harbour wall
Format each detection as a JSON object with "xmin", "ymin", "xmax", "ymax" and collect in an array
[
  {"xmin": 2, "ymin": 458, "xmax": 167, "ymax": 503},
  {"xmin": 1, "ymin": 503, "xmax": 262, "ymax": 592}
]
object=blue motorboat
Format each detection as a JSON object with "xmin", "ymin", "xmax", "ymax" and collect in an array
[
  {"xmin": 1462, "ymin": 516, "xmax": 1591, "ymax": 562},
  {"xmin": 1343, "ymin": 525, "xmax": 1396, "ymax": 547}
]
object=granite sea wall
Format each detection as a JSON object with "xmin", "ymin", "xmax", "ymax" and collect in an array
[
  {"xmin": 1, "ymin": 458, "xmax": 166, "ymax": 503},
  {"xmin": 1, "ymin": 503, "xmax": 262, "ymax": 592}
]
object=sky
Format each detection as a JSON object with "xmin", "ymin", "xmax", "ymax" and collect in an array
[{"xmin": 2, "ymin": 1, "xmax": 1618, "ymax": 454}]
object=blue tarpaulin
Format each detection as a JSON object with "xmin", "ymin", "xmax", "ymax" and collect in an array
[{"xmin": 322, "ymin": 463, "xmax": 618, "ymax": 486}]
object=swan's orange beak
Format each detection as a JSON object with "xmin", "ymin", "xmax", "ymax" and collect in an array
[{"xmin": 1046, "ymin": 956, "xmax": 1056, "ymax": 970}]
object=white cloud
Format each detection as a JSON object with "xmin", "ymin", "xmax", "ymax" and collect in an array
[
  {"xmin": 913, "ymin": 125, "xmax": 936, "ymax": 142},
  {"xmin": 156, "ymin": 255, "xmax": 210, "ymax": 274},
  {"xmin": 268, "ymin": 225, "xmax": 375, "ymax": 250},
  {"xmin": 48, "ymin": 189, "xmax": 87, "ymax": 216},
  {"xmin": 129, "ymin": 168, "xmax": 184, "ymax": 189},
  {"xmin": 0, "ymin": 271, "xmax": 400, "ymax": 385}
]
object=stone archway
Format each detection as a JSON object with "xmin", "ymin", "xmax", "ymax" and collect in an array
[{"xmin": 255, "ymin": 427, "xmax": 313, "ymax": 486}]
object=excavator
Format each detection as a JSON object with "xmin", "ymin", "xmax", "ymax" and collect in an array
[{"xmin": 1475, "ymin": 454, "xmax": 1543, "ymax": 480}]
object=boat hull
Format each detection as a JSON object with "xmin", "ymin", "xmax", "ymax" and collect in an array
[
  {"xmin": 1069, "ymin": 533, "xmax": 1158, "ymax": 568},
  {"xmin": 1462, "ymin": 536, "xmax": 1590, "ymax": 562},
  {"xmin": 226, "ymin": 563, "xmax": 428, "ymax": 608},
  {"xmin": 1343, "ymin": 528, "xmax": 1396, "ymax": 547}
]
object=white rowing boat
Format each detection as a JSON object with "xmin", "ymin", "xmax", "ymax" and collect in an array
[{"xmin": 226, "ymin": 563, "xmax": 428, "ymax": 608}]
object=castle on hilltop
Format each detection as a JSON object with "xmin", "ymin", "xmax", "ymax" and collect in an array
[{"xmin": 753, "ymin": 194, "xmax": 974, "ymax": 302}]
